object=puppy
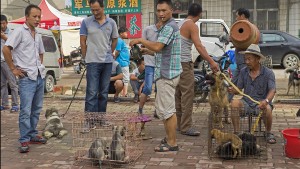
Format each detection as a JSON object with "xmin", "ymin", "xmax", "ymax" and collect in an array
[
  {"xmin": 42, "ymin": 108, "xmax": 68, "ymax": 139},
  {"xmin": 285, "ymin": 62, "xmax": 300, "ymax": 95},
  {"xmin": 88, "ymin": 138, "xmax": 110, "ymax": 162},
  {"xmin": 208, "ymin": 74, "xmax": 230, "ymax": 128},
  {"xmin": 211, "ymin": 129, "xmax": 242, "ymax": 158},
  {"xmin": 110, "ymin": 125, "xmax": 126, "ymax": 161}
]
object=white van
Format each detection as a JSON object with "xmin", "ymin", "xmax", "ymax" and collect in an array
[{"xmin": 7, "ymin": 23, "xmax": 61, "ymax": 93}]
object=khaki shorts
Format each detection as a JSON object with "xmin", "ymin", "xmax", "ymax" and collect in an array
[
  {"xmin": 155, "ymin": 76, "xmax": 180, "ymax": 120},
  {"xmin": 121, "ymin": 66, "xmax": 129, "ymax": 84}
]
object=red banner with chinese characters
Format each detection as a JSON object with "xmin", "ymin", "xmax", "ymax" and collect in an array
[{"xmin": 126, "ymin": 13, "xmax": 142, "ymax": 38}]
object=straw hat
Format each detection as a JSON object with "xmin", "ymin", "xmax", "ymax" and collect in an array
[{"xmin": 239, "ymin": 44, "xmax": 266, "ymax": 61}]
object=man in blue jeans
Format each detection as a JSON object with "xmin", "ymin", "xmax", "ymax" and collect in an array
[
  {"xmin": 137, "ymin": 21, "xmax": 162, "ymax": 114},
  {"xmin": 80, "ymin": 0, "xmax": 118, "ymax": 114},
  {"xmin": 3, "ymin": 4, "xmax": 47, "ymax": 153}
]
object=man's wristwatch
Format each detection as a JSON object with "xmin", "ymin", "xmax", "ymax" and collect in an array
[{"xmin": 265, "ymin": 99, "xmax": 269, "ymax": 104}]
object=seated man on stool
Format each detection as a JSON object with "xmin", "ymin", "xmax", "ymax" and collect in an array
[
  {"xmin": 130, "ymin": 58, "xmax": 145, "ymax": 103},
  {"xmin": 228, "ymin": 44, "xmax": 276, "ymax": 144},
  {"xmin": 110, "ymin": 61, "xmax": 124, "ymax": 103}
]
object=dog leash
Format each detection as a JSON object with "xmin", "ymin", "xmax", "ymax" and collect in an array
[
  {"xmin": 61, "ymin": 68, "xmax": 86, "ymax": 118},
  {"xmin": 216, "ymin": 72, "xmax": 263, "ymax": 134}
]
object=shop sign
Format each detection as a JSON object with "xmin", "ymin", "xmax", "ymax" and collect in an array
[
  {"xmin": 126, "ymin": 13, "xmax": 142, "ymax": 38},
  {"xmin": 72, "ymin": 0, "xmax": 141, "ymax": 15}
]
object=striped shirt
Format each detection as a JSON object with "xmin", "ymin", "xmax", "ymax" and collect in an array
[{"xmin": 155, "ymin": 18, "xmax": 182, "ymax": 81}]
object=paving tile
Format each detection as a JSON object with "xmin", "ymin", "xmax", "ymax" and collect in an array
[{"xmin": 1, "ymin": 90, "xmax": 300, "ymax": 169}]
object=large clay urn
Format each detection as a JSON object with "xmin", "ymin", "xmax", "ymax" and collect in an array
[{"xmin": 230, "ymin": 20, "xmax": 260, "ymax": 50}]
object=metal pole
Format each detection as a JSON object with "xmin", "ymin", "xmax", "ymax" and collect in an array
[{"xmin": 61, "ymin": 68, "xmax": 86, "ymax": 118}]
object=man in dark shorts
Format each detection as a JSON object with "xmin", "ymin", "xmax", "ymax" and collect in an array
[{"xmin": 109, "ymin": 61, "xmax": 124, "ymax": 103}]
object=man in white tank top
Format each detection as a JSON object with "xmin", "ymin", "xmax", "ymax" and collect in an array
[{"xmin": 175, "ymin": 3, "xmax": 219, "ymax": 136}]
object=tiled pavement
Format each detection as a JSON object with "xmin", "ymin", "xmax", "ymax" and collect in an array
[{"xmin": 1, "ymin": 95, "xmax": 299, "ymax": 169}]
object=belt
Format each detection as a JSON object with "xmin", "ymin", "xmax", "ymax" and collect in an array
[
  {"xmin": 23, "ymin": 72, "xmax": 28, "ymax": 77},
  {"xmin": 22, "ymin": 70, "xmax": 41, "ymax": 77}
]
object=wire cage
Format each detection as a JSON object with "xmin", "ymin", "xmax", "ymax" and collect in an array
[
  {"xmin": 208, "ymin": 106, "xmax": 268, "ymax": 160},
  {"xmin": 72, "ymin": 112, "xmax": 143, "ymax": 168}
]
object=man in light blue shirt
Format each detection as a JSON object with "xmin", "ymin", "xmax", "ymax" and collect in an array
[
  {"xmin": 80, "ymin": 0, "xmax": 118, "ymax": 114},
  {"xmin": 3, "ymin": 5, "xmax": 47, "ymax": 153}
]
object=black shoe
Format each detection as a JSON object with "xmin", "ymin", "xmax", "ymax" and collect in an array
[
  {"xmin": 133, "ymin": 95, "xmax": 139, "ymax": 103},
  {"xmin": 114, "ymin": 96, "xmax": 120, "ymax": 103},
  {"xmin": 153, "ymin": 110, "xmax": 159, "ymax": 119},
  {"xmin": 181, "ymin": 128, "xmax": 200, "ymax": 136}
]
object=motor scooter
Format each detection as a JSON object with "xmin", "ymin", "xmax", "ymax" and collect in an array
[{"xmin": 70, "ymin": 46, "xmax": 85, "ymax": 74}]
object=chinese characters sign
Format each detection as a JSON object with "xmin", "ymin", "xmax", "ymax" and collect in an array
[
  {"xmin": 72, "ymin": 0, "xmax": 141, "ymax": 15},
  {"xmin": 126, "ymin": 13, "xmax": 142, "ymax": 38}
]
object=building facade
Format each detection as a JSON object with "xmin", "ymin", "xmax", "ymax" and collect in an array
[{"xmin": 1, "ymin": 0, "xmax": 299, "ymax": 37}]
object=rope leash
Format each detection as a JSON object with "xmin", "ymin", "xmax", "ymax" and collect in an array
[{"xmin": 216, "ymin": 72, "xmax": 263, "ymax": 134}]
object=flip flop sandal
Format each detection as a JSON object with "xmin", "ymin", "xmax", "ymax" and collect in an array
[
  {"xmin": 154, "ymin": 143, "xmax": 179, "ymax": 152},
  {"xmin": 265, "ymin": 132, "xmax": 277, "ymax": 144},
  {"xmin": 161, "ymin": 137, "xmax": 167, "ymax": 144}
]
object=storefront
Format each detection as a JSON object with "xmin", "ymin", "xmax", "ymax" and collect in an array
[{"xmin": 71, "ymin": 0, "xmax": 143, "ymax": 38}]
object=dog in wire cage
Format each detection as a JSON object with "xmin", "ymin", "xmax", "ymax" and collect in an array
[
  {"xmin": 88, "ymin": 138, "xmax": 110, "ymax": 167},
  {"xmin": 110, "ymin": 125, "xmax": 129, "ymax": 161},
  {"xmin": 215, "ymin": 132, "xmax": 261, "ymax": 159},
  {"xmin": 211, "ymin": 129, "xmax": 242, "ymax": 158}
]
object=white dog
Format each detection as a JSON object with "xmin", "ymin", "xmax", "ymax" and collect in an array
[{"xmin": 42, "ymin": 108, "xmax": 68, "ymax": 139}]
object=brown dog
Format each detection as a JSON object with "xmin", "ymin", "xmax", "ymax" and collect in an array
[
  {"xmin": 208, "ymin": 74, "xmax": 230, "ymax": 128},
  {"xmin": 211, "ymin": 129, "xmax": 242, "ymax": 158}
]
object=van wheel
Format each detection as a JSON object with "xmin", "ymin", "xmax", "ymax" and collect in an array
[
  {"xmin": 44, "ymin": 74, "xmax": 54, "ymax": 93},
  {"xmin": 129, "ymin": 60, "xmax": 137, "ymax": 73}
]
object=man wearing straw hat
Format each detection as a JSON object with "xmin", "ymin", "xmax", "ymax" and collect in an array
[{"xmin": 228, "ymin": 44, "xmax": 277, "ymax": 144}]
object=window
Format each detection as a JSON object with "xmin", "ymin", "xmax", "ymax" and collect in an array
[
  {"xmin": 170, "ymin": 0, "xmax": 202, "ymax": 18},
  {"xmin": 232, "ymin": 0, "xmax": 254, "ymax": 9},
  {"xmin": 200, "ymin": 22, "xmax": 226, "ymax": 38},
  {"xmin": 110, "ymin": 14, "xmax": 126, "ymax": 29},
  {"xmin": 232, "ymin": 0, "xmax": 279, "ymax": 30},
  {"xmin": 42, "ymin": 36, "xmax": 57, "ymax": 52},
  {"xmin": 261, "ymin": 33, "xmax": 285, "ymax": 43}
]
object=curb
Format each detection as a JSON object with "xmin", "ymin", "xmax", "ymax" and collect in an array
[{"xmin": 277, "ymin": 99, "xmax": 300, "ymax": 104}]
